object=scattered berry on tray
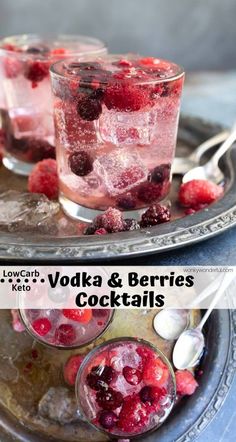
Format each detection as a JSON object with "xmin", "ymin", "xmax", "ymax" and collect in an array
[
  {"xmin": 28, "ymin": 159, "xmax": 59, "ymax": 200},
  {"xmin": 179, "ymin": 179, "xmax": 223, "ymax": 209},
  {"xmin": 140, "ymin": 204, "xmax": 171, "ymax": 227},
  {"xmin": 63, "ymin": 354, "xmax": 84, "ymax": 386},
  {"xmin": 175, "ymin": 369, "xmax": 198, "ymax": 396}
]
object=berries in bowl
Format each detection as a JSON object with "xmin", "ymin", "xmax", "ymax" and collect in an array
[
  {"xmin": 75, "ymin": 337, "xmax": 176, "ymax": 438},
  {"xmin": 19, "ymin": 308, "xmax": 114, "ymax": 349}
]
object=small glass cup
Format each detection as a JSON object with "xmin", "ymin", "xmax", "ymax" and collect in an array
[
  {"xmin": 0, "ymin": 34, "xmax": 107, "ymax": 175},
  {"xmin": 19, "ymin": 308, "xmax": 114, "ymax": 349},
  {"xmin": 50, "ymin": 54, "xmax": 184, "ymax": 221},
  {"xmin": 76, "ymin": 337, "xmax": 176, "ymax": 439}
]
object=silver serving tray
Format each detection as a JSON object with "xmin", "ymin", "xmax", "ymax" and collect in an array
[{"xmin": 0, "ymin": 116, "xmax": 235, "ymax": 262}]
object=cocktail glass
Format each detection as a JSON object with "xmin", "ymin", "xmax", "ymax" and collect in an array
[
  {"xmin": 76, "ymin": 337, "xmax": 176, "ymax": 438},
  {"xmin": 50, "ymin": 54, "xmax": 184, "ymax": 221},
  {"xmin": 0, "ymin": 34, "xmax": 107, "ymax": 175}
]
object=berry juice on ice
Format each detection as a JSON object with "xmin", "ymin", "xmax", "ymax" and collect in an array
[
  {"xmin": 50, "ymin": 54, "xmax": 184, "ymax": 221},
  {"xmin": 0, "ymin": 34, "xmax": 107, "ymax": 175}
]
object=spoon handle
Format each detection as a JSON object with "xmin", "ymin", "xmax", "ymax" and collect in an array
[
  {"xmin": 210, "ymin": 125, "xmax": 236, "ymax": 168},
  {"xmin": 198, "ymin": 272, "xmax": 235, "ymax": 330},
  {"xmin": 189, "ymin": 130, "xmax": 229, "ymax": 163}
]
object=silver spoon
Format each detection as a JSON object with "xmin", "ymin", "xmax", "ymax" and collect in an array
[
  {"xmin": 172, "ymin": 272, "xmax": 235, "ymax": 370},
  {"xmin": 182, "ymin": 125, "xmax": 236, "ymax": 184},
  {"xmin": 173, "ymin": 130, "xmax": 229, "ymax": 175}
]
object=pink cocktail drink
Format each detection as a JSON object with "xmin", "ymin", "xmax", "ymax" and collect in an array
[
  {"xmin": 76, "ymin": 338, "xmax": 176, "ymax": 438},
  {"xmin": 50, "ymin": 55, "xmax": 184, "ymax": 221},
  {"xmin": 0, "ymin": 34, "xmax": 107, "ymax": 175},
  {"xmin": 19, "ymin": 308, "xmax": 113, "ymax": 349}
]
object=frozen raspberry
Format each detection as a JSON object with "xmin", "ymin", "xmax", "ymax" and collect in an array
[
  {"xmin": 4, "ymin": 57, "xmax": 22, "ymax": 78},
  {"xmin": 25, "ymin": 137, "xmax": 55, "ymax": 162},
  {"xmin": 62, "ymin": 309, "xmax": 92, "ymax": 323},
  {"xmin": 77, "ymin": 96, "xmax": 102, "ymax": 121},
  {"xmin": 24, "ymin": 60, "xmax": 49, "ymax": 87},
  {"xmin": 95, "ymin": 207, "xmax": 125, "ymax": 233},
  {"xmin": 117, "ymin": 195, "xmax": 136, "ymax": 210},
  {"xmin": 117, "ymin": 395, "xmax": 149, "ymax": 433},
  {"xmin": 98, "ymin": 410, "xmax": 118, "ymax": 429},
  {"xmin": 87, "ymin": 365, "xmax": 116, "ymax": 391},
  {"xmin": 68, "ymin": 151, "xmax": 93, "ymax": 176},
  {"xmin": 123, "ymin": 366, "xmax": 142, "ymax": 385},
  {"xmin": 143, "ymin": 356, "xmax": 169, "ymax": 387},
  {"xmin": 95, "ymin": 228, "xmax": 107, "ymax": 235},
  {"xmin": 104, "ymin": 81, "xmax": 150, "ymax": 112},
  {"xmin": 28, "ymin": 159, "xmax": 59, "ymax": 200},
  {"xmin": 32, "ymin": 317, "xmax": 52, "ymax": 336},
  {"xmin": 96, "ymin": 387, "xmax": 123, "ymax": 410},
  {"xmin": 175, "ymin": 370, "xmax": 198, "ymax": 396},
  {"xmin": 123, "ymin": 219, "xmax": 140, "ymax": 231},
  {"xmin": 55, "ymin": 324, "xmax": 76, "ymax": 345},
  {"xmin": 138, "ymin": 182, "xmax": 162, "ymax": 203},
  {"xmin": 140, "ymin": 204, "xmax": 171, "ymax": 227},
  {"xmin": 136, "ymin": 346, "xmax": 153, "ymax": 367},
  {"xmin": 63, "ymin": 354, "xmax": 84, "ymax": 386},
  {"xmin": 179, "ymin": 179, "xmax": 223, "ymax": 208},
  {"xmin": 150, "ymin": 164, "xmax": 171, "ymax": 184}
]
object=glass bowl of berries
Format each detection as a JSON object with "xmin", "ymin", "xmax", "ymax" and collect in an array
[
  {"xmin": 19, "ymin": 308, "xmax": 114, "ymax": 349},
  {"xmin": 75, "ymin": 337, "xmax": 176, "ymax": 438}
]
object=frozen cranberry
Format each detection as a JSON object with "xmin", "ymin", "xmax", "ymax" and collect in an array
[
  {"xmin": 87, "ymin": 365, "xmax": 116, "ymax": 390},
  {"xmin": 140, "ymin": 204, "xmax": 171, "ymax": 227},
  {"xmin": 123, "ymin": 366, "xmax": 142, "ymax": 385},
  {"xmin": 96, "ymin": 387, "xmax": 123, "ymax": 410},
  {"xmin": 98, "ymin": 410, "xmax": 117, "ymax": 429},
  {"xmin": 55, "ymin": 324, "xmax": 76, "ymax": 345},
  {"xmin": 179, "ymin": 179, "xmax": 223, "ymax": 208},
  {"xmin": 32, "ymin": 317, "xmax": 52, "ymax": 336},
  {"xmin": 77, "ymin": 96, "xmax": 102, "ymax": 121},
  {"xmin": 150, "ymin": 164, "xmax": 171, "ymax": 184},
  {"xmin": 28, "ymin": 159, "xmax": 58, "ymax": 200},
  {"xmin": 68, "ymin": 151, "xmax": 93, "ymax": 176},
  {"xmin": 64, "ymin": 354, "xmax": 84, "ymax": 386},
  {"xmin": 139, "ymin": 386, "xmax": 152, "ymax": 403},
  {"xmin": 123, "ymin": 219, "xmax": 140, "ymax": 231},
  {"xmin": 117, "ymin": 195, "xmax": 136, "ymax": 210},
  {"xmin": 104, "ymin": 81, "xmax": 150, "ymax": 112},
  {"xmin": 138, "ymin": 182, "xmax": 162, "ymax": 203},
  {"xmin": 117, "ymin": 394, "xmax": 149, "ymax": 433}
]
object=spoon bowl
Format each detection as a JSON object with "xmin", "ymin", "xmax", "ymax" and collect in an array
[
  {"xmin": 153, "ymin": 309, "xmax": 190, "ymax": 340},
  {"xmin": 172, "ymin": 327, "xmax": 204, "ymax": 370}
]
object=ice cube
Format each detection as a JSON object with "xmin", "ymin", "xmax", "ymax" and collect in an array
[
  {"xmin": 94, "ymin": 149, "xmax": 148, "ymax": 195},
  {"xmin": 99, "ymin": 107, "xmax": 157, "ymax": 146},
  {"xmin": 0, "ymin": 191, "xmax": 59, "ymax": 233},
  {"xmin": 110, "ymin": 344, "xmax": 142, "ymax": 371},
  {"xmin": 111, "ymin": 373, "xmax": 141, "ymax": 396}
]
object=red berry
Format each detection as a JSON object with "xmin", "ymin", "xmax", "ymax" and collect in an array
[
  {"xmin": 143, "ymin": 356, "xmax": 169, "ymax": 387},
  {"xmin": 117, "ymin": 394, "xmax": 149, "ymax": 433},
  {"xmin": 68, "ymin": 151, "xmax": 93, "ymax": 177},
  {"xmin": 95, "ymin": 228, "xmax": 107, "ymax": 235},
  {"xmin": 11, "ymin": 309, "xmax": 25, "ymax": 332},
  {"xmin": 104, "ymin": 81, "xmax": 150, "ymax": 112},
  {"xmin": 32, "ymin": 317, "xmax": 52, "ymax": 336},
  {"xmin": 55, "ymin": 324, "xmax": 76, "ymax": 345},
  {"xmin": 140, "ymin": 204, "xmax": 171, "ymax": 227},
  {"xmin": 175, "ymin": 370, "xmax": 198, "ymax": 396},
  {"xmin": 179, "ymin": 179, "xmax": 223, "ymax": 208},
  {"xmin": 62, "ymin": 308, "xmax": 92, "ymax": 324},
  {"xmin": 23, "ymin": 137, "xmax": 55, "ymax": 162},
  {"xmin": 77, "ymin": 96, "xmax": 102, "ymax": 121},
  {"xmin": 63, "ymin": 354, "xmax": 84, "ymax": 386},
  {"xmin": 28, "ymin": 159, "xmax": 59, "ymax": 200},
  {"xmin": 138, "ymin": 182, "xmax": 162, "ymax": 203},
  {"xmin": 150, "ymin": 164, "xmax": 171, "ymax": 184},
  {"xmin": 98, "ymin": 410, "xmax": 117, "ymax": 429},
  {"xmin": 96, "ymin": 387, "xmax": 123, "ymax": 410},
  {"xmin": 24, "ymin": 60, "xmax": 49, "ymax": 87},
  {"xmin": 94, "ymin": 207, "xmax": 125, "ymax": 233},
  {"xmin": 123, "ymin": 366, "xmax": 142, "ymax": 385},
  {"xmin": 87, "ymin": 365, "xmax": 116, "ymax": 391}
]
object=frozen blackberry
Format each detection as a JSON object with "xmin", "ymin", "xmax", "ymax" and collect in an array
[
  {"xmin": 77, "ymin": 96, "xmax": 102, "ymax": 121},
  {"xmin": 123, "ymin": 219, "xmax": 140, "ymax": 231},
  {"xmin": 140, "ymin": 204, "xmax": 171, "ymax": 227},
  {"xmin": 138, "ymin": 182, "xmax": 162, "ymax": 203},
  {"xmin": 149, "ymin": 164, "xmax": 171, "ymax": 184},
  {"xmin": 68, "ymin": 151, "xmax": 93, "ymax": 176},
  {"xmin": 117, "ymin": 195, "xmax": 136, "ymax": 210}
]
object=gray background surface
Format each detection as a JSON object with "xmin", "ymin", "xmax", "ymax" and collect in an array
[{"xmin": 0, "ymin": 0, "xmax": 236, "ymax": 70}]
